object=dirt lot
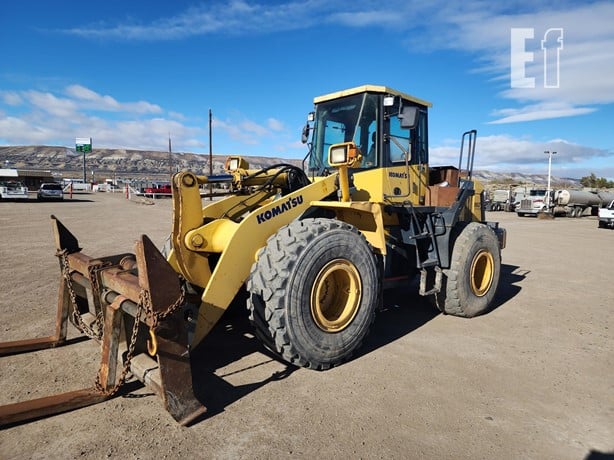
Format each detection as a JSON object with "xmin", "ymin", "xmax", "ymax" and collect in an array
[{"xmin": 0, "ymin": 193, "xmax": 612, "ymax": 459}]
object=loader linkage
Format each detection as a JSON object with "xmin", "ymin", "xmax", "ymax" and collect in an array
[{"xmin": 0, "ymin": 216, "xmax": 205, "ymax": 427}]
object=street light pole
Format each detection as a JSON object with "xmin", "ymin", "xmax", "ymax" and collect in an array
[{"xmin": 544, "ymin": 150, "xmax": 557, "ymax": 209}]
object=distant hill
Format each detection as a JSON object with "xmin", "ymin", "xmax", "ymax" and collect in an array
[
  {"xmin": 472, "ymin": 170, "xmax": 581, "ymax": 189},
  {"xmin": 0, "ymin": 145, "xmax": 303, "ymax": 180},
  {"xmin": 0, "ymin": 145, "xmax": 579, "ymax": 187}
]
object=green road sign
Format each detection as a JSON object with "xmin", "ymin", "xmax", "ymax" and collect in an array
[{"xmin": 75, "ymin": 144, "xmax": 92, "ymax": 152}]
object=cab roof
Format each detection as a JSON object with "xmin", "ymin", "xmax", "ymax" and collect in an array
[{"xmin": 313, "ymin": 84, "xmax": 432, "ymax": 108}]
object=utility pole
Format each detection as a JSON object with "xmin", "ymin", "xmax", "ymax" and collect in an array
[
  {"xmin": 208, "ymin": 109, "xmax": 213, "ymax": 201},
  {"xmin": 544, "ymin": 150, "xmax": 557, "ymax": 209},
  {"xmin": 168, "ymin": 133, "xmax": 173, "ymax": 179}
]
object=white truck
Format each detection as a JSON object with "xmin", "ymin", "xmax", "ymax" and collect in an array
[
  {"xmin": 489, "ymin": 189, "xmax": 513, "ymax": 211},
  {"xmin": 516, "ymin": 188, "xmax": 548, "ymax": 217},
  {"xmin": 0, "ymin": 180, "xmax": 29, "ymax": 200},
  {"xmin": 598, "ymin": 200, "xmax": 614, "ymax": 229}
]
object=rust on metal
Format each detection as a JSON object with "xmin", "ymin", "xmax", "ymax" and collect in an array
[
  {"xmin": 0, "ymin": 389, "xmax": 109, "ymax": 427},
  {"xmin": 0, "ymin": 217, "xmax": 206, "ymax": 427},
  {"xmin": 136, "ymin": 235, "xmax": 206, "ymax": 425}
]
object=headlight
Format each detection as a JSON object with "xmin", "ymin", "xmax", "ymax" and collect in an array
[
  {"xmin": 225, "ymin": 156, "xmax": 249, "ymax": 171},
  {"xmin": 328, "ymin": 142, "xmax": 361, "ymax": 168},
  {"xmin": 329, "ymin": 145, "xmax": 348, "ymax": 165}
]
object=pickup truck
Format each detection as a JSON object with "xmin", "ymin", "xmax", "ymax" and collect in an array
[
  {"xmin": 0, "ymin": 180, "xmax": 29, "ymax": 200},
  {"xmin": 598, "ymin": 200, "xmax": 614, "ymax": 229},
  {"xmin": 143, "ymin": 184, "xmax": 172, "ymax": 197}
]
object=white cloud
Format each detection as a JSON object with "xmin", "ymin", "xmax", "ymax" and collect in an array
[
  {"xmin": 267, "ymin": 118, "xmax": 285, "ymax": 131},
  {"xmin": 1, "ymin": 92, "xmax": 23, "ymax": 106},
  {"xmin": 56, "ymin": 1, "xmax": 614, "ymax": 124},
  {"xmin": 65, "ymin": 85, "xmax": 162, "ymax": 114},
  {"xmin": 0, "ymin": 85, "xmax": 200, "ymax": 150},
  {"xmin": 431, "ymin": 134, "xmax": 612, "ymax": 178},
  {"xmin": 23, "ymin": 90, "xmax": 78, "ymax": 118},
  {"xmin": 406, "ymin": 1, "xmax": 614, "ymax": 122},
  {"xmin": 60, "ymin": 0, "xmax": 331, "ymax": 40},
  {"xmin": 488, "ymin": 103, "xmax": 596, "ymax": 124},
  {"xmin": 0, "ymin": 84, "xmax": 294, "ymax": 153},
  {"xmin": 214, "ymin": 115, "xmax": 286, "ymax": 145}
]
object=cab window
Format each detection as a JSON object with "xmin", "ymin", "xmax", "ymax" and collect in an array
[{"xmin": 388, "ymin": 114, "xmax": 411, "ymax": 163}]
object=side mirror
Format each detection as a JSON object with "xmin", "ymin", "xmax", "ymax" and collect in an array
[
  {"xmin": 301, "ymin": 112, "xmax": 315, "ymax": 144},
  {"xmin": 399, "ymin": 106, "xmax": 419, "ymax": 129},
  {"xmin": 301, "ymin": 123, "xmax": 310, "ymax": 144}
]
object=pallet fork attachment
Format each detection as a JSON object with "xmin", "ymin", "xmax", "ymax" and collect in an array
[{"xmin": 0, "ymin": 216, "xmax": 206, "ymax": 427}]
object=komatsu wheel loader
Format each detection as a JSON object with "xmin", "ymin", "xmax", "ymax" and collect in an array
[{"xmin": 0, "ymin": 85, "xmax": 506, "ymax": 426}]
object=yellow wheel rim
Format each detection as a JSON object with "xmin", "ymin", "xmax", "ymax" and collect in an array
[
  {"xmin": 470, "ymin": 249, "xmax": 494, "ymax": 297},
  {"xmin": 311, "ymin": 259, "xmax": 362, "ymax": 332}
]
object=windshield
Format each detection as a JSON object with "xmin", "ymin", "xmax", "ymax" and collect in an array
[
  {"xmin": 308, "ymin": 93, "xmax": 379, "ymax": 172},
  {"xmin": 42, "ymin": 183, "xmax": 63, "ymax": 190},
  {"xmin": 0, "ymin": 181, "xmax": 24, "ymax": 189}
]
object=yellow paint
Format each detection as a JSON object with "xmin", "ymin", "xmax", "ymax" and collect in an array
[
  {"xmin": 351, "ymin": 164, "xmax": 428, "ymax": 205},
  {"xmin": 314, "ymin": 84, "xmax": 432, "ymax": 108},
  {"xmin": 191, "ymin": 174, "xmax": 339, "ymax": 347},
  {"xmin": 310, "ymin": 200, "xmax": 386, "ymax": 255}
]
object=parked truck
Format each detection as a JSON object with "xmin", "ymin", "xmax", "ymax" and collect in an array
[
  {"xmin": 550, "ymin": 190, "xmax": 614, "ymax": 218},
  {"xmin": 552, "ymin": 190, "xmax": 601, "ymax": 217},
  {"xmin": 0, "ymin": 180, "xmax": 29, "ymax": 200},
  {"xmin": 598, "ymin": 200, "xmax": 614, "ymax": 228},
  {"xmin": 516, "ymin": 188, "xmax": 548, "ymax": 217},
  {"xmin": 488, "ymin": 189, "xmax": 513, "ymax": 212}
]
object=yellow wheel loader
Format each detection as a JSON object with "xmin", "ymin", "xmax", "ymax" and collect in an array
[{"xmin": 0, "ymin": 85, "xmax": 506, "ymax": 426}]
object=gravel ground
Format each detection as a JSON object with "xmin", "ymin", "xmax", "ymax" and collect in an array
[{"xmin": 0, "ymin": 192, "xmax": 612, "ymax": 459}]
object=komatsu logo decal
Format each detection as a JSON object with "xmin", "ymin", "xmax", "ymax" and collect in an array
[
  {"xmin": 256, "ymin": 195, "xmax": 304, "ymax": 224},
  {"xmin": 389, "ymin": 171, "xmax": 408, "ymax": 179}
]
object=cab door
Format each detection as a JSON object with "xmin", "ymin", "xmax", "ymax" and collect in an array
[{"xmin": 382, "ymin": 104, "xmax": 429, "ymax": 206}]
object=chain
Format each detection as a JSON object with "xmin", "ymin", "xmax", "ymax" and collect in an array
[
  {"xmin": 94, "ymin": 289, "xmax": 146, "ymax": 396},
  {"xmin": 94, "ymin": 286, "xmax": 185, "ymax": 396},
  {"xmin": 57, "ymin": 247, "xmax": 185, "ymax": 396},
  {"xmin": 57, "ymin": 249, "xmax": 103, "ymax": 340},
  {"xmin": 87, "ymin": 261, "xmax": 112, "ymax": 337},
  {"xmin": 143, "ymin": 287, "xmax": 185, "ymax": 329}
]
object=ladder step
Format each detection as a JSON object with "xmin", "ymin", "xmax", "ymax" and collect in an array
[
  {"xmin": 419, "ymin": 267, "xmax": 442, "ymax": 296},
  {"xmin": 420, "ymin": 259, "xmax": 439, "ymax": 268},
  {"xmin": 407, "ymin": 232, "xmax": 432, "ymax": 241}
]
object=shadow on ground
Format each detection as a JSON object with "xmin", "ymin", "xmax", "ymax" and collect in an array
[
  {"xmin": 490, "ymin": 263, "xmax": 527, "ymax": 312},
  {"xmin": 177, "ymin": 263, "xmax": 527, "ymax": 424}
]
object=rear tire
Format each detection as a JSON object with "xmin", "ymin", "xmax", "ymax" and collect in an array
[
  {"xmin": 247, "ymin": 218, "xmax": 380, "ymax": 370},
  {"xmin": 433, "ymin": 222, "xmax": 501, "ymax": 318}
]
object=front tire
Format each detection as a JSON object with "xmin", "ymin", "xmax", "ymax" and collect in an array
[
  {"xmin": 433, "ymin": 222, "xmax": 501, "ymax": 318},
  {"xmin": 247, "ymin": 218, "xmax": 380, "ymax": 370}
]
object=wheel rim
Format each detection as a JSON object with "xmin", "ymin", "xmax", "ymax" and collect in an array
[
  {"xmin": 470, "ymin": 249, "xmax": 494, "ymax": 297},
  {"xmin": 311, "ymin": 259, "xmax": 361, "ymax": 332}
]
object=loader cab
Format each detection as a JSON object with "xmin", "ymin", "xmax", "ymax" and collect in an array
[{"xmin": 305, "ymin": 85, "xmax": 432, "ymax": 204}]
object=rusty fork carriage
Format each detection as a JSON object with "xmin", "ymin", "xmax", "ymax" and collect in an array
[{"xmin": 0, "ymin": 216, "xmax": 205, "ymax": 427}]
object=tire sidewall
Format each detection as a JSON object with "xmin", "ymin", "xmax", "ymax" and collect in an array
[
  {"xmin": 284, "ymin": 224, "xmax": 379, "ymax": 366},
  {"xmin": 438, "ymin": 223, "xmax": 501, "ymax": 317},
  {"xmin": 457, "ymin": 224, "xmax": 500, "ymax": 316}
]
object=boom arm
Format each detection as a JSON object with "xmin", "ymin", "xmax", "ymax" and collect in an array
[{"xmin": 167, "ymin": 168, "xmax": 339, "ymax": 347}]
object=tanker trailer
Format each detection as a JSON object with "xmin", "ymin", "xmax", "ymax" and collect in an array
[
  {"xmin": 554, "ymin": 190, "xmax": 601, "ymax": 217},
  {"xmin": 597, "ymin": 191, "xmax": 614, "ymax": 205}
]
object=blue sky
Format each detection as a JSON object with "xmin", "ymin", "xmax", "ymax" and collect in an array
[{"xmin": 1, "ymin": 0, "xmax": 613, "ymax": 179}]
